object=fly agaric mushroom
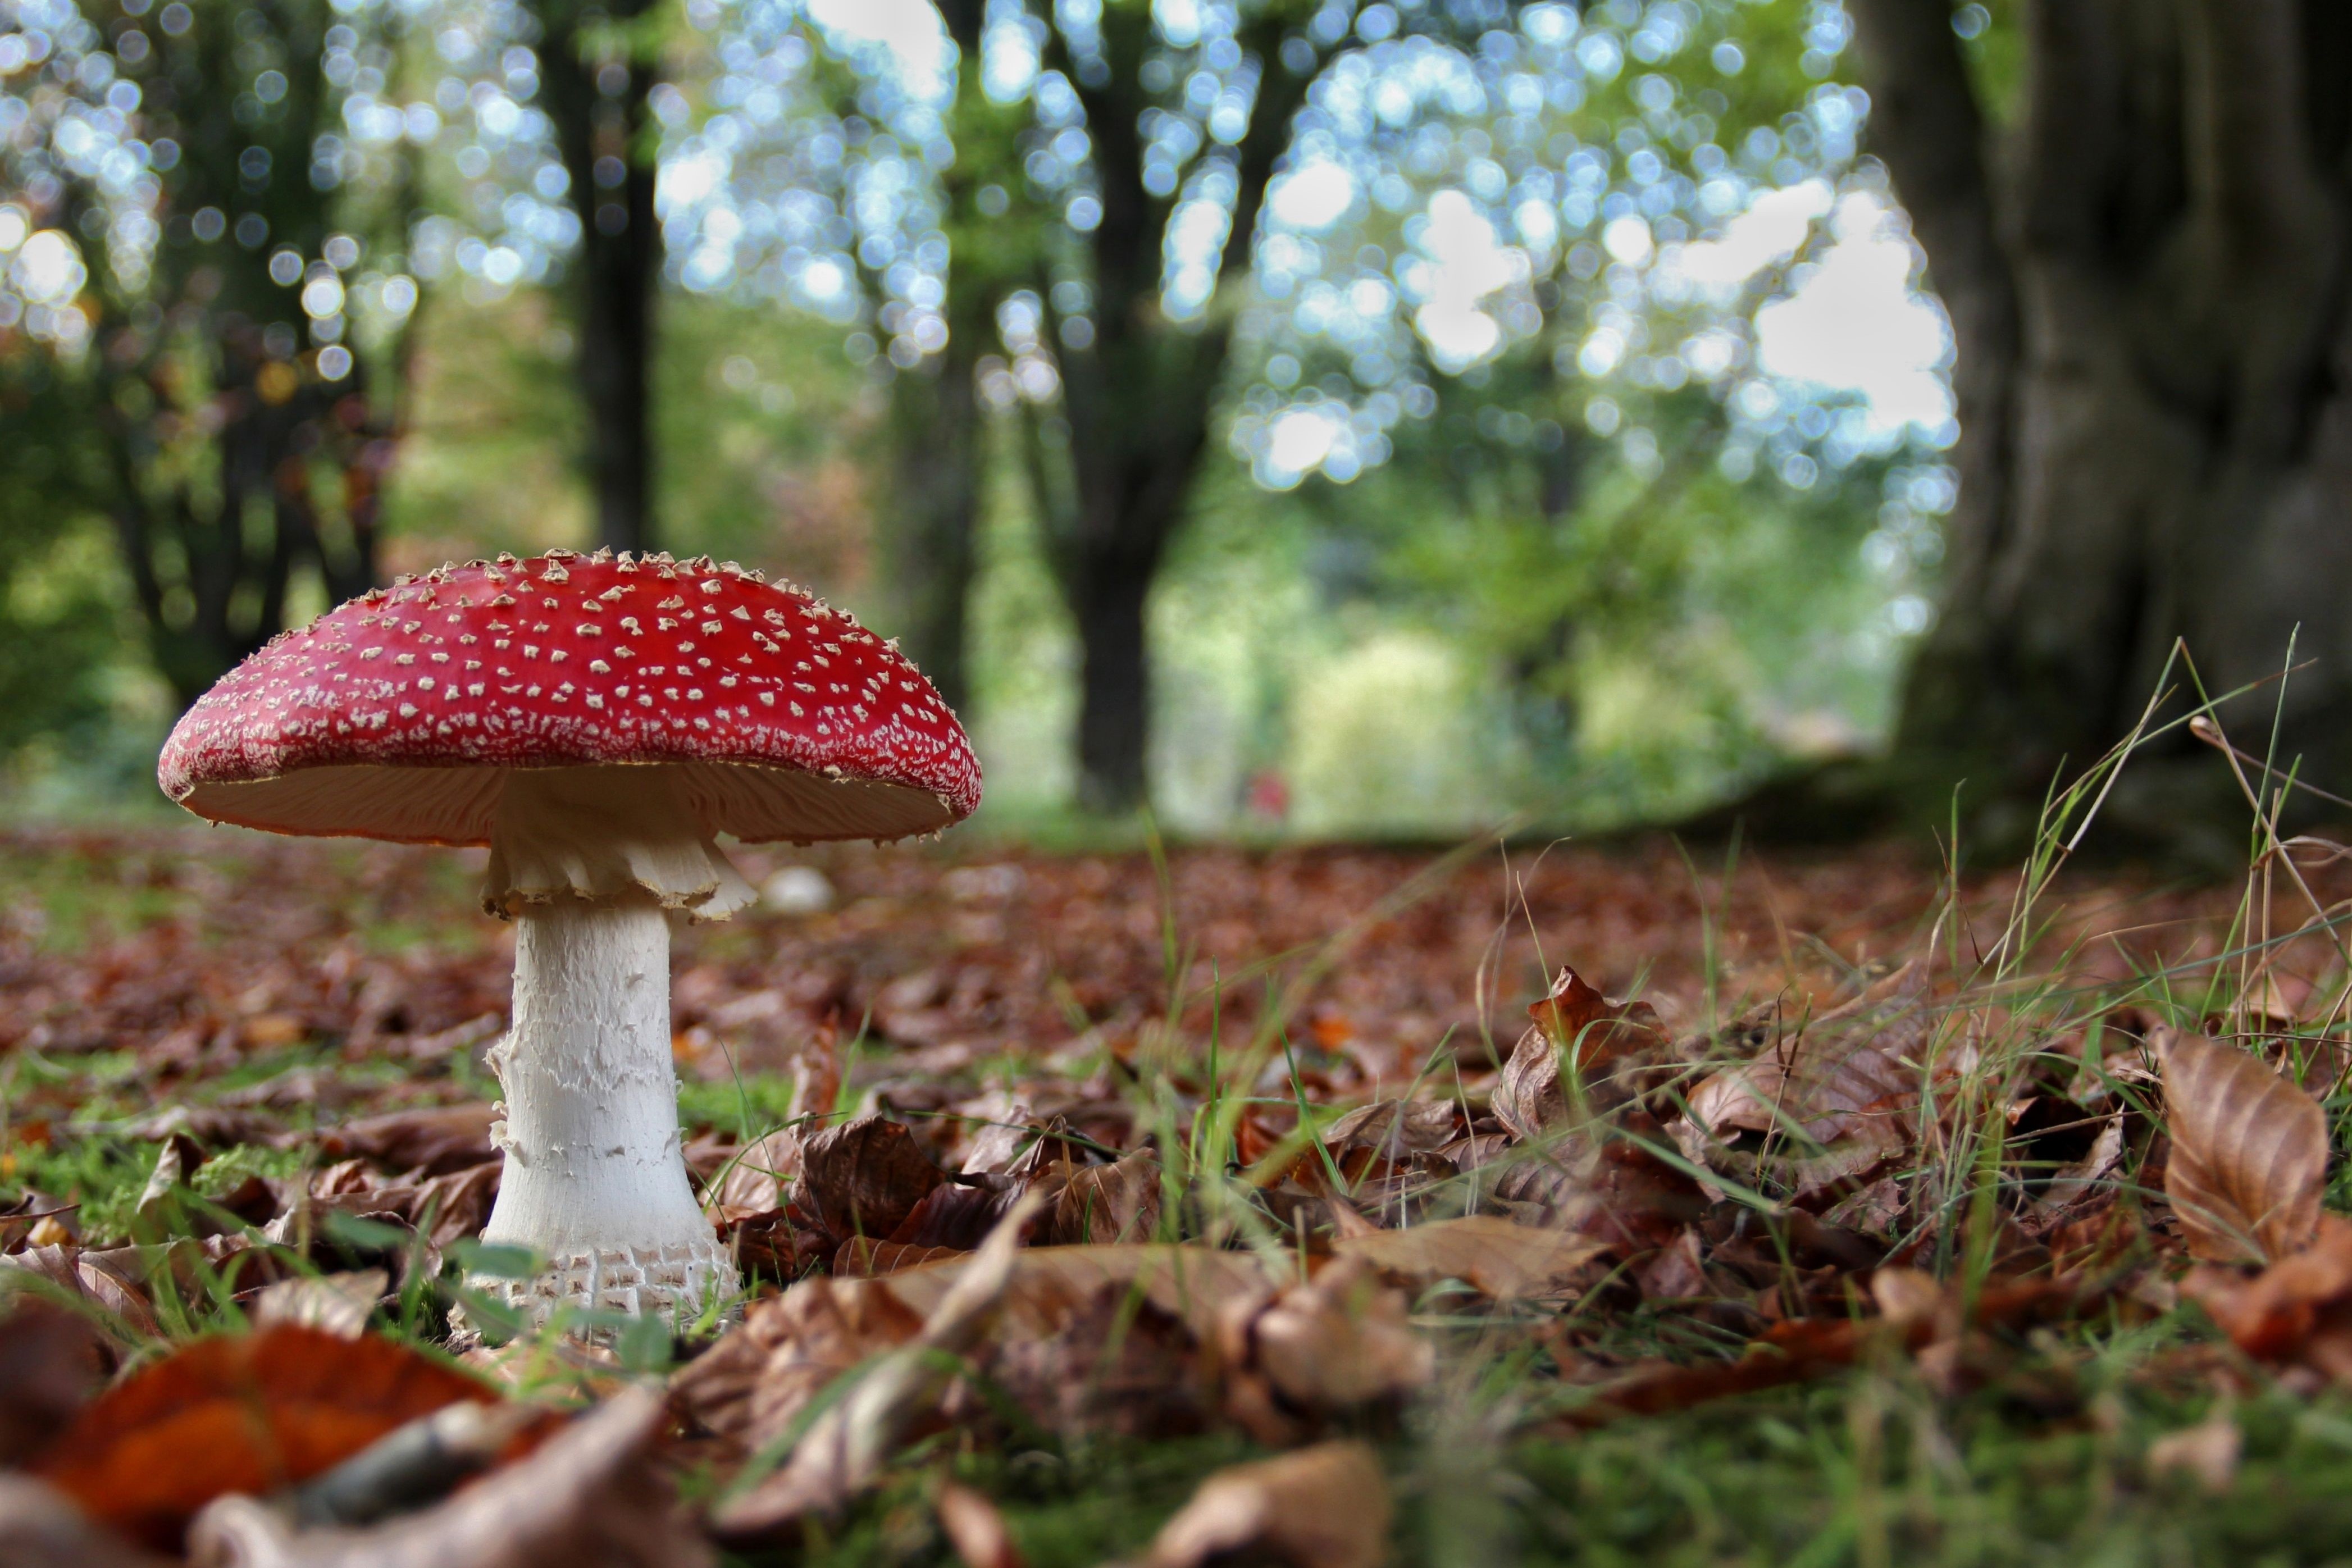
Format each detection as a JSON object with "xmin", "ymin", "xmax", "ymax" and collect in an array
[{"xmin": 157, "ymin": 549, "xmax": 980, "ymax": 1329}]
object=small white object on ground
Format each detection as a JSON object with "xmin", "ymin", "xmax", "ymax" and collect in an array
[{"xmin": 762, "ymin": 865, "xmax": 836, "ymax": 915}]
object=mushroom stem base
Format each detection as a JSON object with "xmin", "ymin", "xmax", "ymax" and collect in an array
[
  {"xmin": 468, "ymin": 1235, "xmax": 737, "ymax": 1327},
  {"xmin": 471, "ymin": 897, "xmax": 739, "ymax": 1332}
]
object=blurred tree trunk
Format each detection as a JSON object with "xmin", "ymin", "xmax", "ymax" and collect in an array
[
  {"xmin": 1513, "ymin": 345, "xmax": 1586, "ymax": 749},
  {"xmin": 1851, "ymin": 0, "xmax": 2352, "ymax": 842},
  {"xmin": 536, "ymin": 0, "xmax": 661, "ymax": 557},
  {"xmin": 104, "ymin": 347, "xmax": 390, "ymax": 707},
  {"xmin": 883, "ymin": 313, "xmax": 985, "ymax": 716},
  {"xmin": 1032, "ymin": 9, "xmax": 1318, "ymax": 813},
  {"xmin": 876, "ymin": 0, "xmax": 993, "ymax": 718}
]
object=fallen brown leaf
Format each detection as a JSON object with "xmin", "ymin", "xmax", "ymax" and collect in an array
[
  {"xmin": 1042, "ymin": 1150, "xmax": 1162, "ymax": 1245},
  {"xmin": 798, "ymin": 1115, "xmax": 948, "ymax": 1245},
  {"xmin": 886, "ymin": 1179, "xmax": 1036, "ymax": 1251},
  {"xmin": 1680, "ymin": 961, "xmax": 1936, "ymax": 1200},
  {"xmin": 986, "ymin": 1289, "xmax": 1213, "ymax": 1441},
  {"xmin": 935, "ymin": 1480, "xmax": 1025, "ymax": 1568},
  {"xmin": 316, "ymin": 1105, "xmax": 500, "ymax": 1178},
  {"xmin": 2160, "ymin": 1031, "xmax": 2325, "ymax": 1263},
  {"xmin": 1, "ymin": 1243, "xmax": 166, "ymax": 1340},
  {"xmin": 186, "ymin": 1386, "xmax": 708, "ymax": 1568},
  {"xmin": 36, "ymin": 1325, "xmax": 499, "ymax": 1548},
  {"xmin": 1315, "ymin": 1101, "xmax": 1465, "ymax": 1210},
  {"xmin": 670, "ymin": 1273, "xmax": 928, "ymax": 1460},
  {"xmin": 134, "ymin": 1132, "xmax": 206, "ymax": 1227},
  {"xmin": 0, "ymin": 1298, "xmax": 110, "ymax": 1465},
  {"xmin": 871, "ymin": 1243, "xmax": 1279, "ymax": 1343},
  {"xmin": 710, "ymin": 1192, "xmax": 1044, "ymax": 1534},
  {"xmin": 1494, "ymin": 968, "xmax": 1667, "ymax": 1139},
  {"xmin": 1247, "ymin": 1256, "xmax": 1432, "ymax": 1410},
  {"xmin": 1140, "ymin": 1441, "xmax": 1390, "ymax": 1568},
  {"xmin": 1328, "ymin": 1214, "xmax": 1610, "ymax": 1301},
  {"xmin": 2182, "ymin": 1213, "xmax": 2352, "ymax": 1379},
  {"xmin": 299, "ymin": 1159, "xmax": 501, "ymax": 1253},
  {"xmin": 701, "ymin": 1128, "xmax": 802, "ymax": 1226},
  {"xmin": 833, "ymin": 1239, "xmax": 971, "ymax": 1277},
  {"xmin": 251, "ymin": 1270, "xmax": 389, "ymax": 1339}
]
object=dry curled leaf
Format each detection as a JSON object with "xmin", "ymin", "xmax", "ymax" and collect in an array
[
  {"xmin": 798, "ymin": 1115, "xmax": 948, "ymax": 1245},
  {"xmin": 299, "ymin": 1160, "xmax": 500, "ymax": 1253},
  {"xmin": 834, "ymin": 1239, "xmax": 970, "ymax": 1277},
  {"xmin": 700, "ymin": 1128, "xmax": 802, "ymax": 1227},
  {"xmin": 2160, "ymin": 1030, "xmax": 2325, "ymax": 1263},
  {"xmin": 1042, "ymin": 1150, "xmax": 1162, "ymax": 1245},
  {"xmin": 1494, "ymin": 968, "xmax": 1666, "ymax": 1140},
  {"xmin": 36, "ymin": 1326, "xmax": 499, "ymax": 1549},
  {"xmin": 1680, "ymin": 960, "xmax": 1939, "ymax": 1199},
  {"xmin": 874, "ymin": 1242, "xmax": 1279, "ymax": 1343},
  {"xmin": 1, "ymin": 1243, "xmax": 165, "ymax": 1340},
  {"xmin": 1319, "ymin": 1100, "xmax": 1464, "ymax": 1183},
  {"xmin": 1141, "ymin": 1442, "xmax": 1390, "ymax": 1568},
  {"xmin": 2182, "ymin": 1214, "xmax": 2352, "ymax": 1379},
  {"xmin": 669, "ymin": 1276, "xmax": 928, "ymax": 1460},
  {"xmin": 887, "ymin": 1180, "xmax": 1037, "ymax": 1251}
]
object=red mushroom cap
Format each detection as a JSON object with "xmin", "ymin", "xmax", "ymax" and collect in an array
[{"xmin": 157, "ymin": 551, "xmax": 981, "ymax": 846}]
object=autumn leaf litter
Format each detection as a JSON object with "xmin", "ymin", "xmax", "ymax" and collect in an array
[{"xmin": 4, "ymin": 816, "xmax": 2352, "ymax": 1564}]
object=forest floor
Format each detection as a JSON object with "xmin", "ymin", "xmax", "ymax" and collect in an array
[{"xmin": 6, "ymin": 815, "xmax": 2352, "ymax": 1566}]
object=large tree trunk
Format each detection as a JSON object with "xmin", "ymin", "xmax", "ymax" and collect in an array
[
  {"xmin": 537, "ymin": 0, "xmax": 660, "ymax": 557},
  {"xmin": 1852, "ymin": 0, "xmax": 2352, "ymax": 845}
]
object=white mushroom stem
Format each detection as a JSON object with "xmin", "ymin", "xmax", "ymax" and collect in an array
[{"xmin": 469, "ymin": 768, "xmax": 747, "ymax": 1332}]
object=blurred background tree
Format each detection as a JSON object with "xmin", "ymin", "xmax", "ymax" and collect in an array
[
  {"xmin": 533, "ymin": 0, "xmax": 665, "ymax": 552},
  {"xmin": 2, "ymin": 0, "xmax": 414, "ymax": 706},
  {"xmin": 22, "ymin": 0, "xmax": 2216, "ymax": 847}
]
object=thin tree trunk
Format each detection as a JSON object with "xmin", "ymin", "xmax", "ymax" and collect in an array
[
  {"xmin": 1070, "ymin": 549, "xmax": 1156, "ymax": 813},
  {"xmin": 103, "ymin": 339, "xmax": 388, "ymax": 708},
  {"xmin": 537, "ymin": 0, "xmax": 660, "ymax": 556},
  {"xmin": 883, "ymin": 320, "xmax": 984, "ymax": 715},
  {"xmin": 1032, "ymin": 8, "xmax": 1320, "ymax": 812},
  {"xmin": 877, "ymin": 0, "xmax": 991, "ymax": 718}
]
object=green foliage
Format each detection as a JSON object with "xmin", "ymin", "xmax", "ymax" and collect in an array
[
  {"xmin": 1328, "ymin": 357, "xmax": 1904, "ymax": 819},
  {"xmin": 0, "ymin": 350, "xmax": 120, "ymax": 751},
  {"xmin": 1954, "ymin": 0, "xmax": 2027, "ymax": 129}
]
